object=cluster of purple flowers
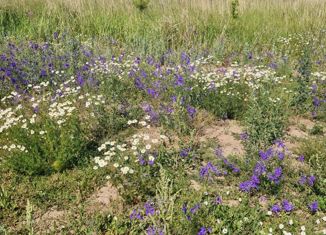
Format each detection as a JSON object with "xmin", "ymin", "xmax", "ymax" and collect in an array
[
  {"xmin": 141, "ymin": 103, "xmax": 160, "ymax": 123},
  {"xmin": 186, "ymin": 105, "xmax": 197, "ymax": 119},
  {"xmin": 297, "ymin": 155, "xmax": 305, "ymax": 162},
  {"xmin": 239, "ymin": 175, "xmax": 260, "ymax": 192},
  {"xmin": 180, "ymin": 147, "xmax": 191, "ymax": 158},
  {"xmin": 311, "ymin": 83, "xmax": 326, "ymax": 118},
  {"xmin": 298, "ymin": 175, "xmax": 316, "ymax": 186},
  {"xmin": 197, "ymin": 227, "xmax": 212, "ymax": 235},
  {"xmin": 146, "ymin": 226, "xmax": 164, "ymax": 235},
  {"xmin": 144, "ymin": 202, "xmax": 156, "ymax": 216},
  {"xmin": 271, "ymin": 200, "xmax": 294, "ymax": 214},
  {"xmin": 127, "ymin": 51, "xmax": 201, "ymax": 124},
  {"xmin": 239, "ymin": 131, "xmax": 249, "ymax": 141},
  {"xmin": 138, "ymin": 152, "xmax": 157, "ymax": 166},
  {"xmin": 308, "ymin": 201, "xmax": 318, "ymax": 213},
  {"xmin": 130, "ymin": 209, "xmax": 143, "ymax": 220},
  {"xmin": 1, "ymin": 40, "xmax": 82, "ymax": 93},
  {"xmin": 182, "ymin": 203, "xmax": 201, "ymax": 221},
  {"xmin": 258, "ymin": 148, "xmax": 274, "ymax": 161},
  {"xmin": 267, "ymin": 167, "xmax": 283, "ymax": 184},
  {"xmin": 130, "ymin": 201, "xmax": 156, "ymax": 221},
  {"xmin": 199, "ymin": 162, "xmax": 224, "ymax": 179},
  {"xmin": 239, "ymin": 142, "xmax": 287, "ymax": 192}
]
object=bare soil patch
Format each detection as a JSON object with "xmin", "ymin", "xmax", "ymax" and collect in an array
[
  {"xmin": 86, "ymin": 181, "xmax": 122, "ymax": 214},
  {"xmin": 198, "ymin": 120, "xmax": 244, "ymax": 157}
]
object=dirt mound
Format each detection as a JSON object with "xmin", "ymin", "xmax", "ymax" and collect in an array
[
  {"xmin": 86, "ymin": 181, "xmax": 122, "ymax": 214},
  {"xmin": 199, "ymin": 120, "xmax": 244, "ymax": 157},
  {"xmin": 287, "ymin": 116, "xmax": 315, "ymax": 139},
  {"xmin": 34, "ymin": 207, "xmax": 67, "ymax": 233}
]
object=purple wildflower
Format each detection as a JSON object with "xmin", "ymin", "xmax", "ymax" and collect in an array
[
  {"xmin": 190, "ymin": 203, "xmax": 201, "ymax": 214},
  {"xmin": 200, "ymin": 162, "xmax": 220, "ymax": 178},
  {"xmin": 271, "ymin": 204, "xmax": 282, "ymax": 214},
  {"xmin": 274, "ymin": 139, "xmax": 285, "ymax": 149},
  {"xmin": 53, "ymin": 32, "xmax": 59, "ymax": 39},
  {"xmin": 253, "ymin": 162, "xmax": 266, "ymax": 176},
  {"xmin": 307, "ymin": 175, "xmax": 316, "ymax": 186},
  {"xmin": 134, "ymin": 77, "xmax": 145, "ymax": 90},
  {"xmin": 298, "ymin": 175, "xmax": 307, "ymax": 185},
  {"xmin": 130, "ymin": 209, "xmax": 143, "ymax": 220},
  {"xmin": 175, "ymin": 74, "xmax": 185, "ymax": 86},
  {"xmin": 268, "ymin": 167, "xmax": 282, "ymax": 184},
  {"xmin": 215, "ymin": 147, "xmax": 223, "ymax": 158},
  {"xmin": 239, "ymin": 176, "xmax": 259, "ymax": 192},
  {"xmin": 187, "ymin": 105, "xmax": 196, "ymax": 119},
  {"xmin": 146, "ymin": 226, "xmax": 164, "ymax": 235},
  {"xmin": 147, "ymin": 153, "xmax": 156, "ymax": 166},
  {"xmin": 231, "ymin": 166, "xmax": 241, "ymax": 173},
  {"xmin": 182, "ymin": 203, "xmax": 187, "ymax": 214},
  {"xmin": 40, "ymin": 69, "xmax": 47, "ymax": 77},
  {"xmin": 282, "ymin": 200, "xmax": 294, "ymax": 212},
  {"xmin": 308, "ymin": 201, "xmax": 318, "ymax": 213},
  {"xmin": 147, "ymin": 88, "xmax": 159, "ymax": 98},
  {"xmin": 215, "ymin": 196, "xmax": 222, "ymax": 205},
  {"xmin": 248, "ymin": 52, "xmax": 253, "ymax": 60},
  {"xmin": 197, "ymin": 227, "xmax": 212, "ymax": 235},
  {"xmin": 239, "ymin": 181, "xmax": 253, "ymax": 192},
  {"xmin": 144, "ymin": 202, "xmax": 155, "ymax": 216},
  {"xmin": 313, "ymin": 97, "xmax": 320, "ymax": 107},
  {"xmin": 182, "ymin": 203, "xmax": 191, "ymax": 220},
  {"xmin": 138, "ymin": 155, "xmax": 147, "ymax": 165},
  {"xmin": 259, "ymin": 148, "xmax": 273, "ymax": 161},
  {"xmin": 240, "ymin": 132, "xmax": 249, "ymax": 141},
  {"xmin": 33, "ymin": 106, "xmax": 39, "ymax": 113},
  {"xmin": 76, "ymin": 74, "xmax": 85, "ymax": 86},
  {"xmin": 181, "ymin": 52, "xmax": 191, "ymax": 65},
  {"xmin": 277, "ymin": 151, "xmax": 285, "ymax": 161},
  {"xmin": 297, "ymin": 155, "xmax": 305, "ymax": 162},
  {"xmin": 180, "ymin": 148, "xmax": 191, "ymax": 157},
  {"xmin": 311, "ymin": 84, "xmax": 318, "ymax": 94}
]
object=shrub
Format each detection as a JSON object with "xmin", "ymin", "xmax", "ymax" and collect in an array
[
  {"xmin": 309, "ymin": 124, "xmax": 324, "ymax": 135},
  {"xmin": 231, "ymin": 0, "xmax": 240, "ymax": 19},
  {"xmin": 5, "ymin": 114, "xmax": 88, "ymax": 175},
  {"xmin": 297, "ymin": 138, "xmax": 326, "ymax": 196},
  {"xmin": 244, "ymin": 91, "xmax": 288, "ymax": 155},
  {"xmin": 132, "ymin": 0, "xmax": 150, "ymax": 11},
  {"xmin": 291, "ymin": 46, "xmax": 312, "ymax": 112}
]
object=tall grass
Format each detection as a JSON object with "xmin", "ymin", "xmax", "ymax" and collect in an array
[{"xmin": 1, "ymin": 0, "xmax": 326, "ymax": 55}]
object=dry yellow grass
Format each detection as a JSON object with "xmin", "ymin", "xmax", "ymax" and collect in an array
[{"xmin": 2, "ymin": 0, "xmax": 325, "ymax": 14}]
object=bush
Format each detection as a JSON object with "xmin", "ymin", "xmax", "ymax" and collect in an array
[
  {"xmin": 309, "ymin": 124, "xmax": 324, "ymax": 135},
  {"xmin": 6, "ymin": 115, "xmax": 88, "ymax": 175},
  {"xmin": 132, "ymin": 0, "xmax": 150, "ymax": 11},
  {"xmin": 231, "ymin": 0, "xmax": 240, "ymax": 19},
  {"xmin": 298, "ymin": 138, "xmax": 326, "ymax": 196},
  {"xmin": 244, "ymin": 91, "xmax": 288, "ymax": 155}
]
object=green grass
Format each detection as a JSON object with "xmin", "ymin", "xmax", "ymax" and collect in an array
[
  {"xmin": 0, "ymin": 0, "xmax": 326, "ymax": 234},
  {"xmin": 1, "ymin": 0, "xmax": 326, "ymax": 56}
]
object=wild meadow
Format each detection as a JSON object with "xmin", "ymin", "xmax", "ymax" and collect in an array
[{"xmin": 0, "ymin": 0, "xmax": 326, "ymax": 234}]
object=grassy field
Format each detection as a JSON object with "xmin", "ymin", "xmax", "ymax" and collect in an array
[
  {"xmin": 0, "ymin": 0, "xmax": 326, "ymax": 234},
  {"xmin": 1, "ymin": 0, "xmax": 326, "ymax": 55}
]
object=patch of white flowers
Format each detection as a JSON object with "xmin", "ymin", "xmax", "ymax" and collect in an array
[{"xmin": 93, "ymin": 117, "xmax": 168, "ymax": 175}]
